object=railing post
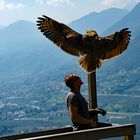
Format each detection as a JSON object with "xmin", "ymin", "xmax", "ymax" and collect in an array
[
  {"xmin": 124, "ymin": 135, "xmax": 135, "ymax": 140},
  {"xmin": 88, "ymin": 72, "xmax": 98, "ymax": 122}
]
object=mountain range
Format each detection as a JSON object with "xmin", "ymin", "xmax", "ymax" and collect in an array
[
  {"xmin": 70, "ymin": 8, "xmax": 128, "ymax": 34},
  {"xmin": 68, "ymin": 3, "xmax": 140, "ymax": 94},
  {"xmin": 0, "ymin": 3, "xmax": 140, "ymax": 94},
  {"xmin": 0, "ymin": 7, "xmax": 130, "ymax": 79}
]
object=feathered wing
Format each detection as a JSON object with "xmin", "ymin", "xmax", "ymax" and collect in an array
[
  {"xmin": 97, "ymin": 28, "xmax": 131, "ymax": 59},
  {"xmin": 36, "ymin": 15, "xmax": 84, "ymax": 56}
]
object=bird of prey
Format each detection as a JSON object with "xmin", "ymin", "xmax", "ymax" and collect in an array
[{"xmin": 36, "ymin": 15, "xmax": 131, "ymax": 73}]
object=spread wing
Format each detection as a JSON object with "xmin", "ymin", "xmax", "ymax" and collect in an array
[
  {"xmin": 36, "ymin": 15, "xmax": 83, "ymax": 56},
  {"xmin": 97, "ymin": 28, "xmax": 131, "ymax": 59}
]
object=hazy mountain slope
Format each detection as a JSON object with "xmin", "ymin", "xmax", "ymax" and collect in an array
[
  {"xmin": 100, "ymin": 2, "xmax": 140, "ymax": 72},
  {"xmin": 93, "ymin": 3, "xmax": 140, "ymax": 94},
  {"xmin": 69, "ymin": 8, "xmax": 128, "ymax": 34},
  {"xmin": 103, "ymin": 3, "xmax": 140, "ymax": 35},
  {"xmin": 0, "ymin": 20, "xmax": 71, "ymax": 79}
]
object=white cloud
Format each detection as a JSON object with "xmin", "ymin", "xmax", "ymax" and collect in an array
[
  {"xmin": 36, "ymin": 0, "xmax": 74, "ymax": 7},
  {"xmin": 0, "ymin": 0, "xmax": 25, "ymax": 10}
]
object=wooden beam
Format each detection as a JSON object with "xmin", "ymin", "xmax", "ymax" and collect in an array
[
  {"xmin": 1, "ymin": 127, "xmax": 73, "ymax": 140},
  {"xmin": 17, "ymin": 124, "xmax": 136, "ymax": 140},
  {"xmin": 88, "ymin": 72, "xmax": 98, "ymax": 121}
]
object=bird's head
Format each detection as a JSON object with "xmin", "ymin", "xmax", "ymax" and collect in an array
[{"xmin": 84, "ymin": 30, "xmax": 98, "ymax": 37}]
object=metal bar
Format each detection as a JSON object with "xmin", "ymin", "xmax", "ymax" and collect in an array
[{"xmin": 88, "ymin": 72, "xmax": 98, "ymax": 121}]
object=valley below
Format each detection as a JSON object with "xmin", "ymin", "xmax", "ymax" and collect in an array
[{"xmin": 0, "ymin": 87, "xmax": 140, "ymax": 139}]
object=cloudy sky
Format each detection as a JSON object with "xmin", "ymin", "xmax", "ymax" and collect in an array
[{"xmin": 0, "ymin": 0, "xmax": 140, "ymax": 26}]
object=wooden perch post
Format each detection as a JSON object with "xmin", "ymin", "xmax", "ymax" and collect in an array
[{"xmin": 88, "ymin": 72, "xmax": 98, "ymax": 121}]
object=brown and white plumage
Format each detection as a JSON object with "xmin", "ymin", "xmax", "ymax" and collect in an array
[{"xmin": 37, "ymin": 15, "xmax": 131, "ymax": 73}]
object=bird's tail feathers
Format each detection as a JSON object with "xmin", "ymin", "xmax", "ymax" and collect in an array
[{"xmin": 78, "ymin": 55, "xmax": 103, "ymax": 73}]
